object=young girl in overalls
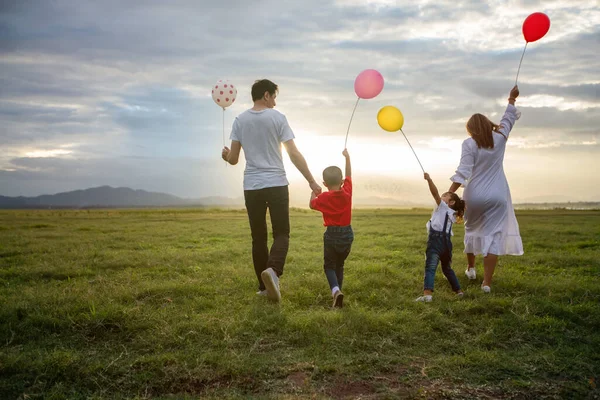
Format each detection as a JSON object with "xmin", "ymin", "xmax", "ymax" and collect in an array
[{"xmin": 416, "ymin": 173, "xmax": 466, "ymax": 302}]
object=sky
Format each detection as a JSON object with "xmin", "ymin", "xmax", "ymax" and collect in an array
[{"xmin": 1, "ymin": 0, "xmax": 599, "ymax": 205}]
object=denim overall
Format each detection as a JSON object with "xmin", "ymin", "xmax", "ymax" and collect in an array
[{"xmin": 424, "ymin": 213, "xmax": 461, "ymax": 292}]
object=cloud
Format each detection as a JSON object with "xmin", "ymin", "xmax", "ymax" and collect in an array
[{"xmin": 1, "ymin": 0, "xmax": 599, "ymax": 201}]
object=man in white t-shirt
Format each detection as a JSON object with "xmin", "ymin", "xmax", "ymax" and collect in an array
[{"xmin": 221, "ymin": 79, "xmax": 322, "ymax": 303}]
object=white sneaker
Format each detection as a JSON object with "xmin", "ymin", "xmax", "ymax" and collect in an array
[
  {"xmin": 465, "ymin": 268, "xmax": 476, "ymax": 280},
  {"xmin": 261, "ymin": 268, "xmax": 281, "ymax": 302},
  {"xmin": 415, "ymin": 295, "xmax": 433, "ymax": 302},
  {"xmin": 332, "ymin": 290, "xmax": 344, "ymax": 308},
  {"xmin": 256, "ymin": 290, "xmax": 268, "ymax": 297},
  {"xmin": 481, "ymin": 285, "xmax": 491, "ymax": 293}
]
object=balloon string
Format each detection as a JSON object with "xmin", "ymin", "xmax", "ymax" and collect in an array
[
  {"xmin": 223, "ymin": 108, "xmax": 227, "ymax": 167},
  {"xmin": 400, "ymin": 129, "xmax": 425, "ymax": 173},
  {"xmin": 515, "ymin": 42, "xmax": 528, "ymax": 86},
  {"xmin": 344, "ymin": 97, "xmax": 360, "ymax": 149}
]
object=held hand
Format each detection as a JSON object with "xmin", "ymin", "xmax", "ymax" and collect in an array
[
  {"xmin": 309, "ymin": 181, "xmax": 322, "ymax": 195},
  {"xmin": 221, "ymin": 146, "xmax": 230, "ymax": 162},
  {"xmin": 342, "ymin": 148, "xmax": 350, "ymax": 158},
  {"xmin": 509, "ymin": 85, "xmax": 519, "ymax": 100},
  {"xmin": 424, "ymin": 172, "xmax": 431, "ymax": 181}
]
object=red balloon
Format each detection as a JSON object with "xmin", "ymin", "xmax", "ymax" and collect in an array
[{"xmin": 522, "ymin": 12, "xmax": 551, "ymax": 43}]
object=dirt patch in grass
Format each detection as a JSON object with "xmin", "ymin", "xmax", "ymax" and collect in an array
[
  {"xmin": 326, "ymin": 378, "xmax": 376, "ymax": 399},
  {"xmin": 319, "ymin": 372, "xmax": 576, "ymax": 400},
  {"xmin": 287, "ymin": 371, "xmax": 310, "ymax": 388}
]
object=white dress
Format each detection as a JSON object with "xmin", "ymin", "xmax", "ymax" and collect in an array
[{"xmin": 450, "ymin": 104, "xmax": 523, "ymax": 257}]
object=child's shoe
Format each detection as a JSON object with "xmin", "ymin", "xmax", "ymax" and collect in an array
[
  {"xmin": 256, "ymin": 290, "xmax": 268, "ymax": 297},
  {"xmin": 465, "ymin": 268, "xmax": 476, "ymax": 280},
  {"xmin": 456, "ymin": 291, "xmax": 464, "ymax": 298},
  {"xmin": 332, "ymin": 290, "xmax": 344, "ymax": 308},
  {"xmin": 481, "ymin": 285, "xmax": 491, "ymax": 293},
  {"xmin": 415, "ymin": 295, "xmax": 433, "ymax": 302},
  {"xmin": 261, "ymin": 268, "xmax": 281, "ymax": 302}
]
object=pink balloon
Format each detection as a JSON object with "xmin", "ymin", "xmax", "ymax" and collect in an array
[{"xmin": 354, "ymin": 69, "xmax": 384, "ymax": 99}]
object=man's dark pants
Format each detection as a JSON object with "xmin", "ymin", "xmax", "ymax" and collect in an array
[{"xmin": 244, "ymin": 185, "xmax": 290, "ymax": 291}]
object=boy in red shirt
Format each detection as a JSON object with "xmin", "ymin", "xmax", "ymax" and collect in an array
[{"xmin": 309, "ymin": 149, "xmax": 353, "ymax": 308}]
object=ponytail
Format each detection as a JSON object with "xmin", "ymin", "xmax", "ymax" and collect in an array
[{"xmin": 448, "ymin": 193, "xmax": 465, "ymax": 224}]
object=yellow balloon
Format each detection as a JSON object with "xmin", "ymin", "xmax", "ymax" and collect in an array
[{"xmin": 377, "ymin": 106, "xmax": 404, "ymax": 132}]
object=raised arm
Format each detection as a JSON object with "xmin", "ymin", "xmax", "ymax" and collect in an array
[
  {"xmin": 508, "ymin": 85, "xmax": 519, "ymax": 106},
  {"xmin": 497, "ymin": 86, "xmax": 520, "ymax": 139},
  {"xmin": 342, "ymin": 148, "xmax": 351, "ymax": 178},
  {"xmin": 283, "ymin": 139, "xmax": 322, "ymax": 195},
  {"xmin": 424, "ymin": 173, "xmax": 441, "ymax": 205}
]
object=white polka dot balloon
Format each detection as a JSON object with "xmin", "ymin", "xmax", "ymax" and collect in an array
[{"xmin": 211, "ymin": 79, "xmax": 237, "ymax": 109}]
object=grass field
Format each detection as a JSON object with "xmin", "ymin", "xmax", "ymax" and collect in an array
[{"xmin": 0, "ymin": 208, "xmax": 599, "ymax": 399}]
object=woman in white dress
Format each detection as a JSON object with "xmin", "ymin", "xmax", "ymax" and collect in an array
[{"xmin": 448, "ymin": 86, "xmax": 523, "ymax": 293}]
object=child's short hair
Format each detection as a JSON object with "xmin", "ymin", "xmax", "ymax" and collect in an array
[
  {"xmin": 323, "ymin": 166, "xmax": 343, "ymax": 186},
  {"xmin": 446, "ymin": 192, "xmax": 466, "ymax": 224}
]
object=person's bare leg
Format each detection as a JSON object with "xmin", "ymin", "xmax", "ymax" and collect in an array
[
  {"xmin": 467, "ymin": 253, "xmax": 476, "ymax": 269},
  {"xmin": 482, "ymin": 254, "xmax": 498, "ymax": 287},
  {"xmin": 465, "ymin": 253, "xmax": 477, "ymax": 280}
]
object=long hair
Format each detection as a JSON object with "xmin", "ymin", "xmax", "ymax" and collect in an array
[
  {"xmin": 447, "ymin": 192, "xmax": 465, "ymax": 224},
  {"xmin": 466, "ymin": 113, "xmax": 500, "ymax": 149}
]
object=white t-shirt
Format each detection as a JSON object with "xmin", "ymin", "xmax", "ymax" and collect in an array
[
  {"xmin": 426, "ymin": 201, "xmax": 456, "ymax": 235},
  {"xmin": 230, "ymin": 108, "xmax": 295, "ymax": 190}
]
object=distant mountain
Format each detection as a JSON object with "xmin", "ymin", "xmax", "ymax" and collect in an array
[
  {"xmin": 0, "ymin": 186, "xmax": 424, "ymax": 209},
  {"xmin": 0, "ymin": 186, "xmax": 195, "ymax": 209},
  {"xmin": 1, "ymin": 186, "xmax": 597, "ymax": 210}
]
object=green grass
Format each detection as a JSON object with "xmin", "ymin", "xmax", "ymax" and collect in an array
[{"xmin": 0, "ymin": 209, "xmax": 599, "ymax": 399}]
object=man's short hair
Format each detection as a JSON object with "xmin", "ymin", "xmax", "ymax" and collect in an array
[
  {"xmin": 251, "ymin": 79, "xmax": 278, "ymax": 102},
  {"xmin": 323, "ymin": 166, "xmax": 343, "ymax": 186}
]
